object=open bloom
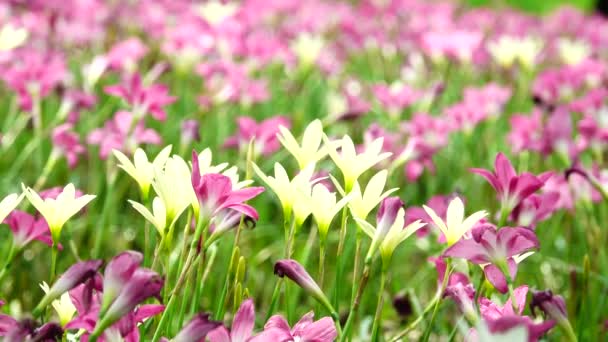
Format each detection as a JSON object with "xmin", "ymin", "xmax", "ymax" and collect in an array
[
  {"xmin": 4, "ymin": 210, "xmax": 53, "ymax": 249},
  {"xmin": 324, "ymin": 134, "xmax": 391, "ymax": 191},
  {"xmin": 423, "ymin": 197, "xmax": 487, "ymax": 246},
  {"xmin": 0, "ymin": 24, "xmax": 28, "ymax": 52},
  {"xmin": 23, "ymin": 184, "xmax": 96, "ymax": 244},
  {"xmin": 252, "ymin": 162, "xmax": 315, "ymax": 222},
  {"xmin": 348, "ymin": 170, "xmax": 398, "ymax": 220},
  {"xmin": 471, "ymin": 153, "xmax": 552, "ymax": 214},
  {"xmin": 302, "ymin": 183, "xmax": 350, "ymax": 242},
  {"xmin": 104, "ymin": 74, "xmax": 175, "ymax": 121},
  {"xmin": 224, "ymin": 116, "xmax": 290, "ymax": 157},
  {"xmin": 113, "ymin": 145, "xmax": 172, "ymax": 200},
  {"xmin": 0, "ymin": 193, "xmax": 24, "ymax": 224},
  {"xmin": 277, "ymin": 119, "xmax": 328, "ymax": 170},
  {"xmin": 208, "ymin": 299, "xmax": 255, "ymax": 342},
  {"xmin": 356, "ymin": 197, "xmax": 426, "ymax": 266},
  {"xmin": 150, "ymin": 155, "xmax": 196, "ymax": 227},
  {"xmin": 443, "ymin": 225, "xmax": 539, "ymax": 293},
  {"xmin": 130, "ymin": 197, "xmax": 168, "ymax": 237},
  {"xmin": 254, "ymin": 312, "xmax": 336, "ymax": 342}
]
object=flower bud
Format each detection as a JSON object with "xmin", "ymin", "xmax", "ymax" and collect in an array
[
  {"xmin": 101, "ymin": 251, "xmax": 143, "ymax": 313},
  {"xmin": 274, "ymin": 259, "xmax": 334, "ymax": 315}
]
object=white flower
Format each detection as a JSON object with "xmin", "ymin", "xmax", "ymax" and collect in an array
[
  {"xmin": 302, "ymin": 183, "xmax": 351, "ymax": 242},
  {"xmin": 423, "ymin": 197, "xmax": 487, "ymax": 246},
  {"xmin": 23, "ymin": 184, "xmax": 96, "ymax": 243},
  {"xmin": 291, "ymin": 33, "xmax": 324, "ymax": 67},
  {"xmin": 324, "ymin": 134, "xmax": 391, "ymax": 192},
  {"xmin": 557, "ymin": 38, "xmax": 590, "ymax": 66},
  {"xmin": 277, "ymin": 119, "xmax": 328, "ymax": 170},
  {"xmin": 113, "ymin": 145, "xmax": 172, "ymax": 199},
  {"xmin": 0, "ymin": 24, "xmax": 28, "ymax": 52},
  {"xmin": 487, "ymin": 35, "xmax": 543, "ymax": 70},
  {"xmin": 0, "ymin": 193, "xmax": 24, "ymax": 223},
  {"xmin": 197, "ymin": 1, "xmax": 238, "ymax": 25},
  {"xmin": 348, "ymin": 170, "xmax": 398, "ymax": 220},
  {"xmin": 40, "ymin": 282, "xmax": 76, "ymax": 327}
]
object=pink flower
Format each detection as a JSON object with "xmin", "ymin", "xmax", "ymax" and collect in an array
[
  {"xmin": 105, "ymin": 74, "xmax": 175, "ymax": 121},
  {"xmin": 470, "ymin": 153, "xmax": 552, "ymax": 212},
  {"xmin": 172, "ymin": 314, "xmax": 221, "ymax": 342},
  {"xmin": 508, "ymin": 109, "xmax": 543, "ymax": 154},
  {"xmin": 105, "ymin": 38, "xmax": 148, "ymax": 72},
  {"xmin": 443, "ymin": 224, "xmax": 539, "ymax": 293},
  {"xmin": 87, "ymin": 111, "xmax": 162, "ymax": 159},
  {"xmin": 511, "ymin": 192, "xmax": 560, "ymax": 228},
  {"xmin": 252, "ymin": 312, "xmax": 337, "ymax": 342},
  {"xmin": 208, "ymin": 299, "xmax": 255, "ymax": 342},
  {"xmin": 3, "ymin": 210, "xmax": 54, "ymax": 249},
  {"xmin": 420, "ymin": 30, "xmax": 483, "ymax": 62},
  {"xmin": 52, "ymin": 123, "xmax": 85, "ymax": 169},
  {"xmin": 224, "ymin": 116, "xmax": 290, "ymax": 157},
  {"xmin": 372, "ymin": 83, "xmax": 420, "ymax": 116}
]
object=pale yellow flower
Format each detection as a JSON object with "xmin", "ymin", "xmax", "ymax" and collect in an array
[
  {"xmin": 0, "ymin": 24, "xmax": 28, "ymax": 52},
  {"xmin": 302, "ymin": 183, "xmax": 351, "ymax": 242},
  {"xmin": 150, "ymin": 155, "xmax": 195, "ymax": 225},
  {"xmin": 197, "ymin": 1, "xmax": 238, "ymax": 25},
  {"xmin": 40, "ymin": 282, "xmax": 76, "ymax": 327},
  {"xmin": 557, "ymin": 38, "xmax": 590, "ymax": 66},
  {"xmin": 291, "ymin": 33, "xmax": 324, "ymax": 67},
  {"xmin": 23, "ymin": 184, "xmax": 96, "ymax": 243},
  {"xmin": 348, "ymin": 170, "xmax": 398, "ymax": 220},
  {"xmin": 113, "ymin": 145, "xmax": 172, "ymax": 200},
  {"xmin": 129, "ymin": 197, "xmax": 167, "ymax": 236},
  {"xmin": 277, "ymin": 119, "xmax": 328, "ymax": 170},
  {"xmin": 487, "ymin": 35, "xmax": 543, "ymax": 70},
  {"xmin": 0, "ymin": 193, "xmax": 24, "ymax": 223},
  {"xmin": 423, "ymin": 197, "xmax": 487, "ymax": 246}
]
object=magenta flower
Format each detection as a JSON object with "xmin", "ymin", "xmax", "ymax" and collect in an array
[
  {"xmin": 171, "ymin": 314, "xmax": 222, "ymax": 342},
  {"xmin": 100, "ymin": 251, "xmax": 143, "ymax": 314},
  {"xmin": 252, "ymin": 312, "xmax": 337, "ymax": 342},
  {"xmin": 274, "ymin": 259, "xmax": 333, "ymax": 314},
  {"xmin": 3, "ymin": 210, "xmax": 53, "ymax": 249},
  {"xmin": 87, "ymin": 110, "xmax": 162, "ymax": 159},
  {"xmin": 530, "ymin": 290, "xmax": 568, "ymax": 323},
  {"xmin": 443, "ymin": 224, "xmax": 539, "ymax": 293},
  {"xmin": 181, "ymin": 119, "xmax": 201, "ymax": 146},
  {"xmin": 0, "ymin": 317, "xmax": 62, "ymax": 342},
  {"xmin": 420, "ymin": 30, "xmax": 483, "ymax": 63},
  {"xmin": 192, "ymin": 151, "xmax": 264, "ymax": 221},
  {"xmin": 105, "ymin": 38, "xmax": 148, "ymax": 72},
  {"xmin": 372, "ymin": 83, "xmax": 420, "ymax": 117},
  {"xmin": 511, "ymin": 192, "xmax": 560, "ymax": 228},
  {"xmin": 508, "ymin": 109, "xmax": 543, "ymax": 155},
  {"xmin": 224, "ymin": 116, "xmax": 291, "ymax": 157},
  {"xmin": 470, "ymin": 153, "xmax": 552, "ymax": 213},
  {"xmin": 105, "ymin": 74, "xmax": 175, "ymax": 121},
  {"xmin": 208, "ymin": 299, "xmax": 255, "ymax": 342},
  {"xmin": 52, "ymin": 123, "xmax": 85, "ymax": 169}
]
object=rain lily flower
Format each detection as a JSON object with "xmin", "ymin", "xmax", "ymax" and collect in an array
[
  {"xmin": 443, "ymin": 225, "xmax": 539, "ymax": 293},
  {"xmin": 324, "ymin": 134, "xmax": 391, "ymax": 192},
  {"xmin": 274, "ymin": 259, "xmax": 334, "ymax": 316},
  {"xmin": 100, "ymin": 251, "xmax": 144, "ymax": 315},
  {"xmin": 130, "ymin": 197, "xmax": 168, "ymax": 237},
  {"xmin": 192, "ymin": 151, "xmax": 264, "ymax": 223},
  {"xmin": 557, "ymin": 38, "xmax": 590, "ymax": 66},
  {"xmin": 302, "ymin": 183, "xmax": 351, "ymax": 242},
  {"xmin": 531, "ymin": 290, "xmax": 576, "ymax": 341},
  {"xmin": 511, "ymin": 192, "xmax": 560, "ymax": 228},
  {"xmin": 150, "ymin": 155, "xmax": 196, "ymax": 227},
  {"xmin": 487, "ymin": 35, "xmax": 543, "ymax": 70},
  {"xmin": 0, "ymin": 315, "xmax": 62, "ymax": 341},
  {"xmin": 171, "ymin": 314, "xmax": 222, "ymax": 342},
  {"xmin": 0, "ymin": 193, "xmax": 24, "ymax": 223},
  {"xmin": 291, "ymin": 33, "xmax": 324, "ymax": 67},
  {"xmin": 40, "ymin": 282, "xmax": 77, "ymax": 327},
  {"xmin": 0, "ymin": 24, "xmax": 28, "ymax": 51},
  {"xmin": 195, "ymin": 148, "xmax": 253, "ymax": 190},
  {"xmin": 224, "ymin": 116, "xmax": 290, "ymax": 158},
  {"xmin": 113, "ymin": 145, "xmax": 172, "ymax": 200},
  {"xmin": 355, "ymin": 197, "xmax": 426, "ymax": 266},
  {"xmin": 105, "ymin": 38, "xmax": 148, "ymax": 72},
  {"xmin": 423, "ymin": 196, "xmax": 487, "ymax": 246},
  {"xmin": 471, "ymin": 153, "xmax": 552, "ymax": 216},
  {"xmin": 197, "ymin": 1, "xmax": 239, "ymax": 25},
  {"xmin": 348, "ymin": 170, "xmax": 398, "ymax": 220},
  {"xmin": 23, "ymin": 184, "xmax": 96, "ymax": 244},
  {"xmin": 105, "ymin": 74, "xmax": 175, "ymax": 121},
  {"xmin": 208, "ymin": 299, "xmax": 255, "ymax": 342},
  {"xmin": 34, "ymin": 260, "xmax": 103, "ymax": 315},
  {"xmin": 254, "ymin": 312, "xmax": 336, "ymax": 342},
  {"xmin": 3, "ymin": 210, "xmax": 53, "ymax": 249},
  {"xmin": 51, "ymin": 123, "xmax": 85, "ymax": 169},
  {"xmin": 252, "ymin": 162, "xmax": 316, "ymax": 222},
  {"xmin": 277, "ymin": 119, "xmax": 328, "ymax": 170},
  {"xmin": 181, "ymin": 119, "xmax": 201, "ymax": 146}
]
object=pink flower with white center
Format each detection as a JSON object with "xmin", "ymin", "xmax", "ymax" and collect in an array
[
  {"xmin": 105, "ymin": 38, "xmax": 148, "ymax": 72},
  {"xmin": 208, "ymin": 299, "xmax": 255, "ymax": 342},
  {"xmin": 511, "ymin": 192, "xmax": 560, "ymax": 228},
  {"xmin": 4, "ymin": 210, "xmax": 54, "ymax": 249},
  {"xmin": 87, "ymin": 111, "xmax": 162, "ymax": 159},
  {"xmin": 443, "ymin": 224, "xmax": 539, "ymax": 293},
  {"xmin": 372, "ymin": 83, "xmax": 420, "ymax": 117},
  {"xmin": 105, "ymin": 74, "xmax": 175, "ymax": 121},
  {"xmin": 191, "ymin": 151, "xmax": 264, "ymax": 222},
  {"xmin": 470, "ymin": 153, "xmax": 552, "ymax": 213},
  {"xmin": 508, "ymin": 109, "xmax": 543, "ymax": 155},
  {"xmin": 224, "ymin": 116, "xmax": 290, "ymax": 157},
  {"xmin": 252, "ymin": 312, "xmax": 337, "ymax": 342},
  {"xmin": 51, "ymin": 123, "xmax": 85, "ymax": 169}
]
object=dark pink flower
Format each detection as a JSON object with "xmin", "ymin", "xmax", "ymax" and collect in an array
[
  {"xmin": 191, "ymin": 152, "xmax": 264, "ymax": 221},
  {"xmin": 252, "ymin": 312, "xmax": 336, "ymax": 342},
  {"xmin": 443, "ymin": 225, "xmax": 539, "ymax": 293},
  {"xmin": 511, "ymin": 192, "xmax": 560, "ymax": 228},
  {"xmin": 208, "ymin": 299, "xmax": 255, "ymax": 342},
  {"xmin": 104, "ymin": 74, "xmax": 175, "ymax": 121},
  {"xmin": 100, "ymin": 251, "xmax": 143, "ymax": 314},
  {"xmin": 172, "ymin": 314, "xmax": 221, "ymax": 342},
  {"xmin": 3, "ymin": 210, "xmax": 54, "ymax": 249},
  {"xmin": 52, "ymin": 123, "xmax": 85, "ymax": 169},
  {"xmin": 224, "ymin": 116, "xmax": 290, "ymax": 157},
  {"xmin": 274, "ymin": 259, "xmax": 325, "ymax": 304},
  {"xmin": 470, "ymin": 153, "xmax": 552, "ymax": 212}
]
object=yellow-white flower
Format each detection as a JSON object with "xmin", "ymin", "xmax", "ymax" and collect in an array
[
  {"xmin": 324, "ymin": 134, "xmax": 391, "ymax": 192},
  {"xmin": 302, "ymin": 183, "xmax": 351, "ymax": 242},
  {"xmin": 0, "ymin": 24, "xmax": 28, "ymax": 52},
  {"xmin": 40, "ymin": 282, "xmax": 76, "ymax": 327},
  {"xmin": 196, "ymin": 148, "xmax": 252, "ymax": 189},
  {"xmin": 82, "ymin": 56, "xmax": 108, "ymax": 92},
  {"xmin": 423, "ymin": 197, "xmax": 487, "ymax": 246},
  {"xmin": 150, "ymin": 155, "xmax": 195, "ymax": 225},
  {"xmin": 277, "ymin": 119, "xmax": 328, "ymax": 170},
  {"xmin": 557, "ymin": 38, "xmax": 590, "ymax": 66},
  {"xmin": 487, "ymin": 35, "xmax": 543, "ymax": 70},
  {"xmin": 348, "ymin": 170, "xmax": 397, "ymax": 220},
  {"xmin": 197, "ymin": 1, "xmax": 238, "ymax": 25},
  {"xmin": 129, "ymin": 197, "xmax": 167, "ymax": 236},
  {"xmin": 291, "ymin": 33, "xmax": 324, "ymax": 67},
  {"xmin": 113, "ymin": 145, "xmax": 172, "ymax": 200},
  {"xmin": 23, "ymin": 184, "xmax": 96, "ymax": 243},
  {"xmin": 0, "ymin": 193, "xmax": 24, "ymax": 223},
  {"xmin": 355, "ymin": 209, "xmax": 425, "ymax": 266},
  {"xmin": 253, "ymin": 162, "xmax": 315, "ymax": 223}
]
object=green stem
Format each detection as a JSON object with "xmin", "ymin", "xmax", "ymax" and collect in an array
[
  {"xmin": 371, "ymin": 271, "xmax": 387, "ymax": 342},
  {"xmin": 422, "ymin": 260, "xmax": 451, "ymax": 342},
  {"xmin": 50, "ymin": 244, "xmax": 58, "ymax": 283},
  {"xmin": 334, "ymin": 206, "xmax": 349, "ymax": 309},
  {"xmin": 0, "ymin": 241, "xmax": 18, "ymax": 283},
  {"xmin": 341, "ymin": 263, "xmax": 371, "ymax": 342},
  {"xmin": 388, "ymin": 295, "xmax": 440, "ymax": 342},
  {"xmin": 319, "ymin": 241, "xmax": 326, "ymax": 289},
  {"xmin": 265, "ymin": 278, "xmax": 284, "ymax": 321}
]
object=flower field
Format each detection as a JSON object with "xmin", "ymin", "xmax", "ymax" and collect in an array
[{"xmin": 0, "ymin": 0, "xmax": 607, "ymax": 341}]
